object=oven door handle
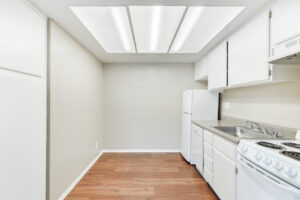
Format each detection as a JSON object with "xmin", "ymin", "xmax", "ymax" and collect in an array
[{"xmin": 238, "ymin": 156, "xmax": 300, "ymax": 197}]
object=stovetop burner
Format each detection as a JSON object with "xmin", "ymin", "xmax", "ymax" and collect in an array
[
  {"xmin": 282, "ymin": 142, "xmax": 300, "ymax": 149},
  {"xmin": 280, "ymin": 151, "xmax": 300, "ymax": 161},
  {"xmin": 257, "ymin": 142, "xmax": 285, "ymax": 150}
]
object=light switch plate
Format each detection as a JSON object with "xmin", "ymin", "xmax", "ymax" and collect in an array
[
  {"xmin": 96, "ymin": 142, "xmax": 99, "ymax": 149},
  {"xmin": 224, "ymin": 102, "xmax": 230, "ymax": 110}
]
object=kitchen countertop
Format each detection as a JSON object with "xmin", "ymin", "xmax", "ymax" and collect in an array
[
  {"xmin": 192, "ymin": 119, "xmax": 296, "ymax": 144},
  {"xmin": 192, "ymin": 120, "xmax": 243, "ymax": 144}
]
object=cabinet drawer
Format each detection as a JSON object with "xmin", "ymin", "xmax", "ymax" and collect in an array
[
  {"xmin": 213, "ymin": 135, "xmax": 236, "ymax": 161},
  {"xmin": 204, "ymin": 167, "xmax": 213, "ymax": 185},
  {"xmin": 192, "ymin": 124, "xmax": 203, "ymax": 136},
  {"xmin": 204, "ymin": 130, "xmax": 213, "ymax": 144},
  {"xmin": 204, "ymin": 154, "xmax": 213, "ymax": 172},
  {"xmin": 204, "ymin": 142, "xmax": 213, "ymax": 158}
]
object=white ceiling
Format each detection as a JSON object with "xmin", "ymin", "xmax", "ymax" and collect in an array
[{"xmin": 28, "ymin": 0, "xmax": 272, "ymax": 63}]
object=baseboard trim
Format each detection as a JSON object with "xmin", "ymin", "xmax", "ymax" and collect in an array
[
  {"xmin": 102, "ymin": 149, "xmax": 180, "ymax": 153},
  {"xmin": 58, "ymin": 151, "xmax": 103, "ymax": 200}
]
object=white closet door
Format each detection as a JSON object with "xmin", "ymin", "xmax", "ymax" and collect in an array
[
  {"xmin": 0, "ymin": 0, "xmax": 46, "ymax": 76},
  {"xmin": 0, "ymin": 0, "xmax": 46, "ymax": 199},
  {"xmin": 0, "ymin": 70, "xmax": 46, "ymax": 200}
]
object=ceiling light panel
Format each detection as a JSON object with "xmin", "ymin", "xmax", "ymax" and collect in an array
[
  {"xmin": 170, "ymin": 6, "xmax": 245, "ymax": 53},
  {"xmin": 129, "ymin": 6, "xmax": 186, "ymax": 53},
  {"xmin": 71, "ymin": 7, "xmax": 135, "ymax": 53}
]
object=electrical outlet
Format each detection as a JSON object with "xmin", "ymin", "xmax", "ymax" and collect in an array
[
  {"xmin": 95, "ymin": 142, "xmax": 99, "ymax": 149},
  {"xmin": 224, "ymin": 102, "xmax": 230, "ymax": 110}
]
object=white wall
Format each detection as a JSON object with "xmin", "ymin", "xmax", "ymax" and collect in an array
[
  {"xmin": 0, "ymin": 1, "xmax": 47, "ymax": 199},
  {"xmin": 48, "ymin": 21, "xmax": 103, "ymax": 200},
  {"xmin": 222, "ymin": 81, "xmax": 300, "ymax": 129},
  {"xmin": 103, "ymin": 63, "xmax": 205, "ymax": 150}
]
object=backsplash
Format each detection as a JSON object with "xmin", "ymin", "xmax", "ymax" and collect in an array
[
  {"xmin": 221, "ymin": 81, "xmax": 300, "ymax": 130},
  {"xmin": 222, "ymin": 115, "xmax": 297, "ymax": 139}
]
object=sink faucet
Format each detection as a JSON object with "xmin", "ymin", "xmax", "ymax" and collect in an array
[
  {"xmin": 272, "ymin": 130, "xmax": 279, "ymax": 138},
  {"xmin": 245, "ymin": 121, "xmax": 261, "ymax": 131},
  {"xmin": 244, "ymin": 121, "xmax": 279, "ymax": 138}
]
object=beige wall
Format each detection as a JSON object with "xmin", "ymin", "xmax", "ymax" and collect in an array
[
  {"xmin": 48, "ymin": 21, "xmax": 103, "ymax": 200},
  {"xmin": 222, "ymin": 81, "xmax": 300, "ymax": 129},
  {"xmin": 103, "ymin": 63, "xmax": 205, "ymax": 150}
]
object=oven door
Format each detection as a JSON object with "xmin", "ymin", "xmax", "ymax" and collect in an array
[{"xmin": 237, "ymin": 155, "xmax": 300, "ymax": 200}]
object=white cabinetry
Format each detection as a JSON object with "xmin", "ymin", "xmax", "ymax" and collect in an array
[
  {"xmin": 194, "ymin": 57, "xmax": 208, "ymax": 81},
  {"xmin": 213, "ymin": 135, "xmax": 236, "ymax": 200},
  {"xmin": 191, "ymin": 125, "xmax": 204, "ymax": 173},
  {"xmin": 267, "ymin": 0, "xmax": 300, "ymax": 63},
  {"xmin": 203, "ymin": 130, "xmax": 213, "ymax": 185},
  {"xmin": 270, "ymin": 0, "xmax": 300, "ymax": 55},
  {"xmin": 0, "ymin": 0, "xmax": 46, "ymax": 76},
  {"xmin": 208, "ymin": 41, "xmax": 228, "ymax": 90},
  {"xmin": 203, "ymin": 130, "xmax": 237, "ymax": 200},
  {"xmin": 228, "ymin": 10, "xmax": 270, "ymax": 86}
]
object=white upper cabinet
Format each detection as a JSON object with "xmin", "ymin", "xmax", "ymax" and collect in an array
[
  {"xmin": 228, "ymin": 10, "xmax": 270, "ymax": 86},
  {"xmin": 270, "ymin": 0, "xmax": 300, "ymax": 50},
  {"xmin": 268, "ymin": 0, "xmax": 300, "ymax": 63},
  {"xmin": 194, "ymin": 57, "xmax": 208, "ymax": 81},
  {"xmin": 0, "ymin": 0, "xmax": 46, "ymax": 76},
  {"xmin": 208, "ymin": 41, "xmax": 227, "ymax": 90}
]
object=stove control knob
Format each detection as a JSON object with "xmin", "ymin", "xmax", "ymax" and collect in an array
[
  {"xmin": 239, "ymin": 145, "xmax": 244, "ymax": 151},
  {"xmin": 255, "ymin": 152, "xmax": 263, "ymax": 161},
  {"xmin": 264, "ymin": 157, "xmax": 272, "ymax": 166},
  {"xmin": 241, "ymin": 146, "xmax": 248, "ymax": 153},
  {"xmin": 273, "ymin": 161, "xmax": 283, "ymax": 171},
  {"xmin": 286, "ymin": 167, "xmax": 298, "ymax": 178}
]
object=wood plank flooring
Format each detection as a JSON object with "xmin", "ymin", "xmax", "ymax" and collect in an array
[{"xmin": 65, "ymin": 153, "xmax": 218, "ymax": 200}]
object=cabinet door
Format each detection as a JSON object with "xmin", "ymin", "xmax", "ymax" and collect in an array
[
  {"xmin": 0, "ymin": 0, "xmax": 46, "ymax": 76},
  {"xmin": 208, "ymin": 41, "xmax": 227, "ymax": 90},
  {"xmin": 228, "ymin": 10, "xmax": 269, "ymax": 86},
  {"xmin": 194, "ymin": 57, "xmax": 208, "ymax": 81},
  {"xmin": 270, "ymin": 0, "xmax": 300, "ymax": 46},
  {"xmin": 0, "ymin": 70, "xmax": 46, "ymax": 200},
  {"xmin": 181, "ymin": 113, "xmax": 191, "ymax": 162},
  {"xmin": 191, "ymin": 126, "xmax": 203, "ymax": 173},
  {"xmin": 213, "ymin": 148, "xmax": 236, "ymax": 200}
]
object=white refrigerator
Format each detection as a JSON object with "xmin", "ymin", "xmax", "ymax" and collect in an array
[{"xmin": 181, "ymin": 90, "xmax": 219, "ymax": 162}]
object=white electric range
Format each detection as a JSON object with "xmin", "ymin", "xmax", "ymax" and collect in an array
[{"xmin": 237, "ymin": 138, "xmax": 300, "ymax": 200}]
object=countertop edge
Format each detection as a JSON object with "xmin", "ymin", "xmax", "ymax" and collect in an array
[{"xmin": 192, "ymin": 120, "xmax": 241, "ymax": 144}]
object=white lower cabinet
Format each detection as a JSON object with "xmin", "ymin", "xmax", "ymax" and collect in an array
[
  {"xmin": 203, "ymin": 130, "xmax": 237, "ymax": 200},
  {"xmin": 213, "ymin": 146, "xmax": 236, "ymax": 200},
  {"xmin": 191, "ymin": 125, "xmax": 204, "ymax": 172},
  {"xmin": 203, "ymin": 130, "xmax": 214, "ymax": 186}
]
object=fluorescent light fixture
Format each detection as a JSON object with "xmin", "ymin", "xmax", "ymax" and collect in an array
[
  {"xmin": 172, "ymin": 7, "xmax": 204, "ymax": 52},
  {"xmin": 71, "ymin": 7, "xmax": 135, "ymax": 53},
  {"xmin": 170, "ymin": 6, "xmax": 245, "ymax": 53},
  {"xmin": 129, "ymin": 6, "xmax": 186, "ymax": 53},
  {"xmin": 150, "ymin": 6, "xmax": 162, "ymax": 52},
  {"xmin": 111, "ymin": 7, "xmax": 132, "ymax": 52}
]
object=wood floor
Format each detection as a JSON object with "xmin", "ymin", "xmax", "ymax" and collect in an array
[{"xmin": 65, "ymin": 153, "xmax": 218, "ymax": 200}]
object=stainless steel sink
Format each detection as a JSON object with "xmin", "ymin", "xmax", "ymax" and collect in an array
[{"xmin": 213, "ymin": 126, "xmax": 273, "ymax": 139}]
